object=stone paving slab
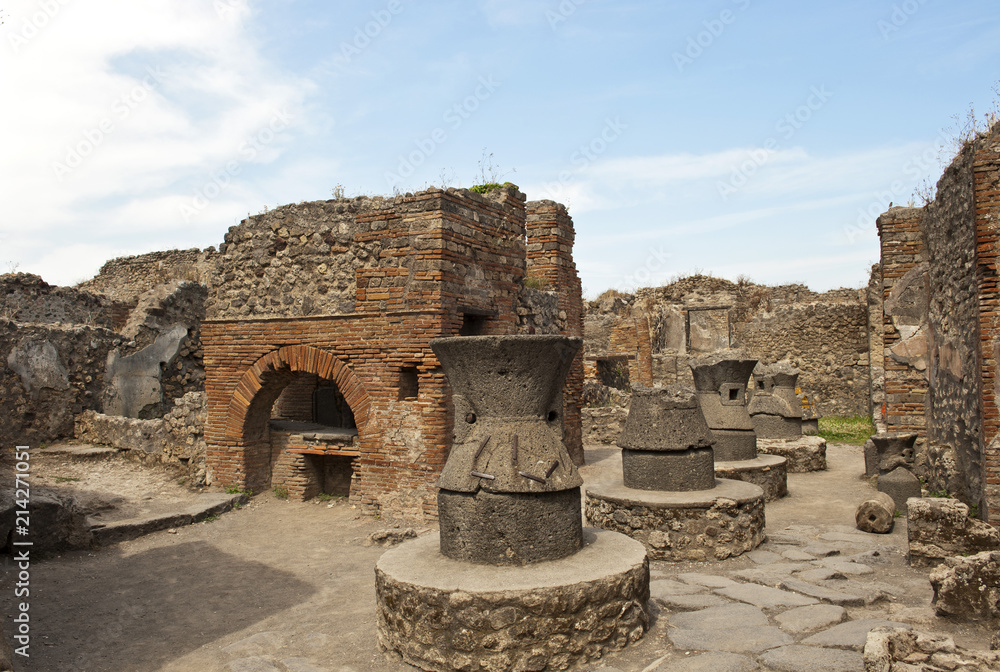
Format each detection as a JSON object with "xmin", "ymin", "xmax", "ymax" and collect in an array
[
  {"xmin": 758, "ymin": 644, "xmax": 863, "ymax": 672},
  {"xmin": 668, "ymin": 604, "xmax": 794, "ymax": 654},
  {"xmin": 715, "ymin": 583, "xmax": 818, "ymax": 609},
  {"xmin": 816, "ymin": 557, "xmax": 875, "ymax": 575},
  {"xmin": 795, "ymin": 567, "xmax": 846, "ymax": 582},
  {"xmin": 800, "ymin": 618, "xmax": 911, "ymax": 651},
  {"xmin": 677, "ymin": 573, "xmax": 740, "ymax": 589},
  {"xmin": 656, "ymin": 593, "xmax": 732, "ymax": 611},
  {"xmin": 656, "ymin": 651, "xmax": 760, "ymax": 671},
  {"xmin": 774, "ymin": 604, "xmax": 847, "ymax": 634},
  {"xmin": 776, "ymin": 578, "xmax": 867, "ymax": 606},
  {"xmin": 801, "ymin": 544, "xmax": 842, "ymax": 557}
]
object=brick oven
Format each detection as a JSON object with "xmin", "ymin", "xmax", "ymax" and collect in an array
[{"xmin": 201, "ymin": 186, "xmax": 583, "ymax": 518}]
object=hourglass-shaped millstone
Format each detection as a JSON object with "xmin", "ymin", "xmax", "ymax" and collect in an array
[
  {"xmin": 618, "ymin": 386, "xmax": 717, "ymax": 491},
  {"xmin": 430, "ymin": 335, "xmax": 584, "ymax": 565},
  {"xmin": 748, "ymin": 362, "xmax": 803, "ymax": 439},
  {"xmin": 690, "ymin": 353, "xmax": 759, "ymax": 461}
]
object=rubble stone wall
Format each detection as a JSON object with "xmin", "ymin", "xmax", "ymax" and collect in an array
[
  {"xmin": 0, "ymin": 273, "xmax": 122, "ymax": 329},
  {"xmin": 74, "ymin": 392, "xmax": 208, "ymax": 482},
  {"xmin": 78, "ymin": 248, "xmax": 215, "ymax": 305},
  {"xmin": 0, "ymin": 321, "xmax": 119, "ymax": 449}
]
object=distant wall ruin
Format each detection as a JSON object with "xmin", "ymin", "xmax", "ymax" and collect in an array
[{"xmin": 583, "ymin": 277, "xmax": 870, "ymax": 418}]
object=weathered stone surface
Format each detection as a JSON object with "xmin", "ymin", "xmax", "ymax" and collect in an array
[
  {"xmin": 677, "ymin": 572, "xmax": 740, "ymax": 589},
  {"xmin": 622, "ymin": 448, "xmax": 715, "ymax": 492},
  {"xmin": 667, "ymin": 603, "xmax": 793, "ymax": 653},
  {"xmin": 437, "ymin": 488, "xmax": 583, "ymax": 566},
  {"xmin": 857, "ymin": 491, "xmax": 897, "ymax": 534},
  {"xmin": 776, "ymin": 578, "xmax": 868, "ymax": 607},
  {"xmin": 802, "ymin": 618, "xmax": 910, "ymax": 651},
  {"xmin": 656, "ymin": 593, "xmax": 732, "ymax": 611},
  {"xmin": 930, "ymin": 550, "xmax": 1000, "ymax": 620},
  {"xmin": 617, "ymin": 386, "xmax": 714, "ymax": 452},
  {"xmin": 375, "ymin": 530, "xmax": 650, "ymax": 672},
  {"xmin": 907, "ymin": 497, "xmax": 1000, "ymax": 568},
  {"xmin": 866, "ymin": 433, "xmax": 918, "ymax": 478},
  {"xmin": 878, "ymin": 467, "xmax": 922, "ymax": 513},
  {"xmin": 581, "ymin": 406, "xmax": 629, "ymax": 445},
  {"xmin": 758, "ymin": 436, "xmax": 827, "ymax": 473},
  {"xmin": 774, "ymin": 604, "xmax": 847, "ymax": 634},
  {"xmin": 586, "ymin": 478, "xmax": 765, "ymax": 562},
  {"xmin": 748, "ymin": 362, "xmax": 802, "ymax": 439},
  {"xmin": 690, "ymin": 354, "xmax": 758, "ymax": 461},
  {"xmin": 758, "ymin": 645, "xmax": 862, "ymax": 672},
  {"xmin": 0, "ymin": 491, "xmax": 91, "ymax": 552},
  {"xmin": 715, "ymin": 454, "xmax": 788, "ymax": 501},
  {"xmin": 864, "ymin": 626, "xmax": 1000, "ymax": 672}
]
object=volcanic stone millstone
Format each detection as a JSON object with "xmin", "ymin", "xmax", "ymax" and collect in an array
[
  {"xmin": 437, "ymin": 488, "xmax": 583, "ymax": 565},
  {"xmin": 622, "ymin": 448, "xmax": 716, "ymax": 492},
  {"xmin": 617, "ymin": 386, "xmax": 715, "ymax": 452}
]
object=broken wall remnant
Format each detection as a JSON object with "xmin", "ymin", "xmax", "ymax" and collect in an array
[
  {"xmin": 0, "ymin": 321, "xmax": 119, "ymax": 450},
  {"xmin": 202, "ymin": 187, "xmax": 585, "ymax": 518},
  {"xmin": 906, "ymin": 497, "xmax": 1000, "ymax": 568},
  {"xmin": 872, "ymin": 121, "xmax": 1000, "ymax": 522},
  {"xmin": 77, "ymin": 247, "xmax": 216, "ymax": 306},
  {"xmin": 930, "ymin": 550, "xmax": 1000, "ymax": 621}
]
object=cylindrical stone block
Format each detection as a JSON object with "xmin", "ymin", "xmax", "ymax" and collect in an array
[
  {"xmin": 437, "ymin": 488, "xmax": 583, "ymax": 565},
  {"xmin": 622, "ymin": 447, "xmax": 716, "ymax": 492},
  {"xmin": 856, "ymin": 491, "xmax": 896, "ymax": 534},
  {"xmin": 710, "ymin": 429, "xmax": 758, "ymax": 462}
]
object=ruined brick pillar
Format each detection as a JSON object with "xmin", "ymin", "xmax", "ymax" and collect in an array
[
  {"xmin": 876, "ymin": 207, "xmax": 929, "ymax": 443},
  {"xmin": 975, "ymin": 128, "xmax": 1000, "ymax": 524},
  {"xmin": 526, "ymin": 201, "xmax": 585, "ymax": 465}
]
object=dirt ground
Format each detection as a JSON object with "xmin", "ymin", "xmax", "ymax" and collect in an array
[{"xmin": 1, "ymin": 442, "xmax": 996, "ymax": 672}]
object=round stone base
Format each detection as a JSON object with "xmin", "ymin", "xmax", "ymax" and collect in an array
[
  {"xmin": 757, "ymin": 435, "xmax": 827, "ymax": 473},
  {"xmin": 375, "ymin": 529, "xmax": 650, "ymax": 672},
  {"xmin": 585, "ymin": 478, "xmax": 765, "ymax": 562},
  {"xmin": 714, "ymin": 454, "xmax": 788, "ymax": 501}
]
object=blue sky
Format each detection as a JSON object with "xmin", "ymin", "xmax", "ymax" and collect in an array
[{"xmin": 1, "ymin": 0, "xmax": 998, "ymax": 296}]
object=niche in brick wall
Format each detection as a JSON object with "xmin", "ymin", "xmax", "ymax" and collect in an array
[{"xmin": 398, "ymin": 366, "xmax": 419, "ymax": 401}]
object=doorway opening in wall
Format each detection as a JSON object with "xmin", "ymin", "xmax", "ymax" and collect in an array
[{"xmin": 596, "ymin": 356, "xmax": 631, "ymax": 391}]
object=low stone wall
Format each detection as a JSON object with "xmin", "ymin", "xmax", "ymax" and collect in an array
[
  {"xmin": 581, "ymin": 406, "xmax": 628, "ymax": 445},
  {"xmin": 74, "ymin": 392, "xmax": 207, "ymax": 483},
  {"xmin": 0, "ymin": 273, "xmax": 123, "ymax": 328},
  {"xmin": 757, "ymin": 436, "xmax": 827, "ymax": 472},
  {"xmin": 906, "ymin": 497, "xmax": 1000, "ymax": 568}
]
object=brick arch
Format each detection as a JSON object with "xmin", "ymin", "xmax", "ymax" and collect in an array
[
  {"xmin": 227, "ymin": 345, "xmax": 371, "ymax": 440},
  {"xmin": 223, "ymin": 345, "xmax": 371, "ymax": 493}
]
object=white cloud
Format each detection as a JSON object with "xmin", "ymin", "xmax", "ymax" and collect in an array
[{"xmin": 0, "ymin": 0, "xmax": 313, "ymax": 286}]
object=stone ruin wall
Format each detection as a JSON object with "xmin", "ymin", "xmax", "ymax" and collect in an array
[
  {"xmin": 78, "ymin": 247, "xmax": 216, "ymax": 306},
  {"xmin": 0, "ymin": 273, "xmax": 124, "ymax": 329},
  {"xmin": 872, "ymin": 122, "xmax": 1000, "ymax": 522},
  {"xmin": 583, "ymin": 277, "xmax": 871, "ymax": 425}
]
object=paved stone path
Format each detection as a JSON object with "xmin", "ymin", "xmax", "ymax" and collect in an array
[{"xmin": 578, "ymin": 522, "xmax": 918, "ymax": 671}]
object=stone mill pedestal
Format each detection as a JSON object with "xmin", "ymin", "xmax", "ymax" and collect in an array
[
  {"xmin": 375, "ymin": 335, "xmax": 649, "ymax": 672},
  {"xmin": 691, "ymin": 353, "xmax": 788, "ymax": 501},
  {"xmin": 586, "ymin": 386, "xmax": 765, "ymax": 562},
  {"xmin": 750, "ymin": 362, "xmax": 828, "ymax": 473}
]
